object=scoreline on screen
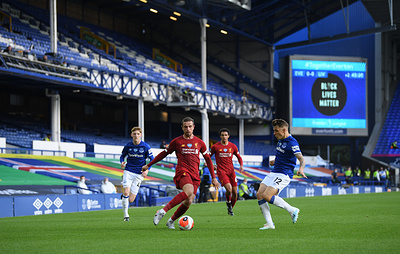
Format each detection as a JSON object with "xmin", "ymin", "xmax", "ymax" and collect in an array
[{"xmin": 289, "ymin": 55, "xmax": 368, "ymax": 136}]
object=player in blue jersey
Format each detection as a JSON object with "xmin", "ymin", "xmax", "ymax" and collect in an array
[
  {"xmin": 257, "ymin": 119, "xmax": 307, "ymax": 230},
  {"xmin": 120, "ymin": 127, "xmax": 154, "ymax": 221}
]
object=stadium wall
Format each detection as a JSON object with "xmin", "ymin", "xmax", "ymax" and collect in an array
[{"xmin": 0, "ymin": 137, "xmax": 5, "ymax": 148}]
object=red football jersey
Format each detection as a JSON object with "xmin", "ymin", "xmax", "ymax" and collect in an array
[
  {"xmin": 210, "ymin": 141, "xmax": 242, "ymax": 174},
  {"xmin": 166, "ymin": 135, "xmax": 208, "ymax": 181}
]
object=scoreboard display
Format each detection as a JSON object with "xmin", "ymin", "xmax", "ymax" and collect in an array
[{"xmin": 289, "ymin": 55, "xmax": 368, "ymax": 136}]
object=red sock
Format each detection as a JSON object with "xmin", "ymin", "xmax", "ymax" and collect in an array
[
  {"xmin": 231, "ymin": 196, "xmax": 237, "ymax": 208},
  {"xmin": 163, "ymin": 192, "xmax": 188, "ymax": 212},
  {"xmin": 171, "ymin": 203, "xmax": 190, "ymax": 221}
]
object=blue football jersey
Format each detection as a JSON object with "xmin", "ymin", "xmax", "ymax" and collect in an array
[
  {"xmin": 272, "ymin": 135, "xmax": 301, "ymax": 178},
  {"xmin": 120, "ymin": 141, "xmax": 154, "ymax": 174}
]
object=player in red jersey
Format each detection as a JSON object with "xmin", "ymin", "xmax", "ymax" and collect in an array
[
  {"xmin": 142, "ymin": 117, "xmax": 220, "ymax": 229},
  {"xmin": 210, "ymin": 128, "xmax": 244, "ymax": 216}
]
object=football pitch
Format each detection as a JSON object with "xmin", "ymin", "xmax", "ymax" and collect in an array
[{"xmin": 1, "ymin": 192, "xmax": 399, "ymax": 254}]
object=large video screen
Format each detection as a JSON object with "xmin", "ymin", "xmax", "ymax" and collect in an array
[{"xmin": 289, "ymin": 55, "xmax": 368, "ymax": 136}]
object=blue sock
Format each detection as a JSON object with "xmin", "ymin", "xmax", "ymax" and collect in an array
[
  {"xmin": 258, "ymin": 199, "xmax": 267, "ymax": 205},
  {"xmin": 268, "ymin": 195, "xmax": 275, "ymax": 204}
]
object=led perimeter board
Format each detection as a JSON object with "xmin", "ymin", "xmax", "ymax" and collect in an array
[{"xmin": 289, "ymin": 55, "xmax": 368, "ymax": 136}]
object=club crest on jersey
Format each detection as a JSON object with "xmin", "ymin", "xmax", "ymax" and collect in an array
[
  {"xmin": 187, "ymin": 143, "xmax": 192, "ymax": 148},
  {"xmin": 195, "ymin": 143, "xmax": 198, "ymax": 148},
  {"xmin": 282, "ymin": 142, "xmax": 287, "ymax": 148},
  {"xmin": 139, "ymin": 148, "xmax": 144, "ymax": 153}
]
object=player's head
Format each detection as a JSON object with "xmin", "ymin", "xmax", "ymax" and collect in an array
[
  {"xmin": 131, "ymin": 126, "xmax": 142, "ymax": 144},
  {"xmin": 219, "ymin": 128, "xmax": 230, "ymax": 136},
  {"xmin": 272, "ymin": 119, "xmax": 289, "ymax": 140},
  {"xmin": 181, "ymin": 117, "xmax": 195, "ymax": 138},
  {"xmin": 219, "ymin": 128, "xmax": 230, "ymax": 142}
]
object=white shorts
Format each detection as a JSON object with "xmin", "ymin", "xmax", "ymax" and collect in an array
[
  {"xmin": 122, "ymin": 171, "xmax": 144, "ymax": 195},
  {"xmin": 261, "ymin": 172, "xmax": 291, "ymax": 194}
]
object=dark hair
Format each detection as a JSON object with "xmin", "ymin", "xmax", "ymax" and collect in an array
[
  {"xmin": 272, "ymin": 119, "xmax": 289, "ymax": 128},
  {"xmin": 219, "ymin": 128, "xmax": 230, "ymax": 136},
  {"xmin": 182, "ymin": 117, "xmax": 194, "ymax": 125}
]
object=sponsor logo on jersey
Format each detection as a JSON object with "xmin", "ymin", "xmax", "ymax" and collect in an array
[
  {"xmin": 128, "ymin": 153, "xmax": 144, "ymax": 158},
  {"xmin": 292, "ymin": 146, "xmax": 299, "ymax": 152},
  {"xmin": 181, "ymin": 148, "xmax": 199, "ymax": 155},
  {"xmin": 276, "ymin": 146, "xmax": 285, "ymax": 153}
]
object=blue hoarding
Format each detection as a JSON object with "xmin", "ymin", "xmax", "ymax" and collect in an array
[
  {"xmin": 103, "ymin": 194, "xmax": 123, "ymax": 210},
  {"xmin": 14, "ymin": 195, "xmax": 78, "ymax": 217},
  {"xmin": 77, "ymin": 195, "xmax": 105, "ymax": 212},
  {"xmin": 0, "ymin": 197, "xmax": 14, "ymax": 218}
]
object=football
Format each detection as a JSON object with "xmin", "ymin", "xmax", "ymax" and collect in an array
[{"xmin": 178, "ymin": 215, "xmax": 194, "ymax": 230}]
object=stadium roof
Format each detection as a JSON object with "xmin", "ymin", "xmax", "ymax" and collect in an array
[{"xmin": 85, "ymin": 0, "xmax": 397, "ymax": 47}]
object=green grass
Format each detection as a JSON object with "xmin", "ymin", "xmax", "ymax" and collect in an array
[{"xmin": 1, "ymin": 192, "xmax": 399, "ymax": 254}]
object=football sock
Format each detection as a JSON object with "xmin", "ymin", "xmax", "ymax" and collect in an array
[
  {"xmin": 122, "ymin": 195, "xmax": 129, "ymax": 218},
  {"xmin": 225, "ymin": 193, "xmax": 231, "ymax": 202},
  {"xmin": 258, "ymin": 199, "xmax": 274, "ymax": 226},
  {"xmin": 164, "ymin": 192, "xmax": 188, "ymax": 212},
  {"xmin": 231, "ymin": 196, "xmax": 237, "ymax": 208},
  {"xmin": 270, "ymin": 196, "xmax": 295, "ymax": 214},
  {"xmin": 171, "ymin": 203, "xmax": 189, "ymax": 221}
]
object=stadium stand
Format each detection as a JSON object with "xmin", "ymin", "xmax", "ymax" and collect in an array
[
  {"xmin": 1, "ymin": 1, "xmax": 241, "ymax": 100},
  {"xmin": 0, "ymin": 1, "xmax": 272, "ymax": 155},
  {"xmin": 372, "ymin": 82, "xmax": 400, "ymax": 157}
]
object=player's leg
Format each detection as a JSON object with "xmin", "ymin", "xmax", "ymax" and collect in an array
[
  {"xmin": 171, "ymin": 183, "xmax": 195, "ymax": 220},
  {"xmin": 231, "ymin": 185, "xmax": 238, "ymax": 207},
  {"xmin": 121, "ymin": 171, "xmax": 134, "ymax": 221},
  {"xmin": 124, "ymin": 174, "xmax": 144, "ymax": 221},
  {"xmin": 154, "ymin": 174, "xmax": 191, "ymax": 226},
  {"xmin": 167, "ymin": 183, "xmax": 197, "ymax": 229},
  {"xmin": 121, "ymin": 186, "xmax": 131, "ymax": 221},
  {"xmin": 263, "ymin": 173, "xmax": 299, "ymax": 223},
  {"xmin": 224, "ymin": 183, "xmax": 235, "ymax": 215},
  {"xmin": 225, "ymin": 182, "xmax": 232, "ymax": 202},
  {"xmin": 230, "ymin": 173, "xmax": 239, "ymax": 208},
  {"xmin": 256, "ymin": 182, "xmax": 275, "ymax": 229}
]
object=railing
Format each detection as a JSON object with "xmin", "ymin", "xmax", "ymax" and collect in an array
[
  {"xmin": 0, "ymin": 147, "xmax": 66, "ymax": 156},
  {"xmin": 0, "ymin": 52, "xmax": 91, "ymax": 83},
  {"xmin": 73, "ymin": 152, "xmax": 120, "ymax": 159},
  {"xmin": 64, "ymin": 185, "xmax": 101, "ymax": 194},
  {"xmin": 0, "ymin": 54, "xmax": 272, "ymax": 120}
]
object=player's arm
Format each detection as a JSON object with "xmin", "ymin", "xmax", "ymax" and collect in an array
[
  {"xmin": 234, "ymin": 150, "xmax": 244, "ymax": 173},
  {"xmin": 209, "ymin": 146, "xmax": 215, "ymax": 158},
  {"xmin": 120, "ymin": 147, "xmax": 127, "ymax": 169},
  {"xmin": 295, "ymin": 153, "xmax": 307, "ymax": 178},
  {"xmin": 203, "ymin": 152, "xmax": 220, "ymax": 189},
  {"xmin": 269, "ymin": 159, "xmax": 275, "ymax": 166},
  {"xmin": 142, "ymin": 147, "xmax": 155, "ymax": 177},
  {"xmin": 142, "ymin": 150, "xmax": 168, "ymax": 172}
]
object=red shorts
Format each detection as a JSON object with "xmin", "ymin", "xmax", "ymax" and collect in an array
[
  {"xmin": 217, "ymin": 170, "xmax": 238, "ymax": 187},
  {"xmin": 174, "ymin": 172, "xmax": 200, "ymax": 194}
]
